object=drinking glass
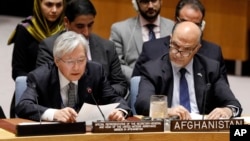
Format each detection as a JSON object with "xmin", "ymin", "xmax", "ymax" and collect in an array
[{"xmin": 149, "ymin": 95, "xmax": 168, "ymax": 120}]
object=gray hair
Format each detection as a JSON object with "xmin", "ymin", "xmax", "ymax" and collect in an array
[{"xmin": 53, "ymin": 31, "xmax": 88, "ymax": 58}]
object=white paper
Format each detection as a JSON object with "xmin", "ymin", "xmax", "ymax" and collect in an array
[
  {"xmin": 76, "ymin": 103, "xmax": 119, "ymax": 125},
  {"xmin": 190, "ymin": 113, "xmax": 225, "ymax": 120},
  {"xmin": 190, "ymin": 113, "xmax": 205, "ymax": 120},
  {"xmin": 234, "ymin": 116, "xmax": 250, "ymax": 124}
]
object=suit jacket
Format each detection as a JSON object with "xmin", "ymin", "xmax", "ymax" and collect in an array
[
  {"xmin": 132, "ymin": 36, "xmax": 228, "ymax": 83},
  {"xmin": 135, "ymin": 54, "xmax": 242, "ymax": 116},
  {"xmin": 110, "ymin": 16, "xmax": 174, "ymax": 82},
  {"xmin": 16, "ymin": 61, "xmax": 131, "ymax": 121},
  {"xmin": 36, "ymin": 31, "xmax": 127, "ymax": 97}
]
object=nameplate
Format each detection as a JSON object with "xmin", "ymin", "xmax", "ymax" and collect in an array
[
  {"xmin": 16, "ymin": 121, "xmax": 86, "ymax": 136},
  {"xmin": 92, "ymin": 120, "xmax": 164, "ymax": 133},
  {"xmin": 170, "ymin": 119, "xmax": 244, "ymax": 132}
]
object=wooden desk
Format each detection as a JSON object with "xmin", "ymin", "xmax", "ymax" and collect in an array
[{"xmin": 0, "ymin": 128, "xmax": 229, "ymax": 141}]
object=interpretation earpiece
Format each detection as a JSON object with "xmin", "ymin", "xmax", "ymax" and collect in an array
[
  {"xmin": 132, "ymin": 0, "xmax": 138, "ymax": 11},
  {"xmin": 201, "ymin": 20, "xmax": 206, "ymax": 31}
]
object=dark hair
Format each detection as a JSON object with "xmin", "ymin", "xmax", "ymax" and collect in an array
[
  {"xmin": 175, "ymin": 0, "xmax": 205, "ymax": 21},
  {"xmin": 65, "ymin": 0, "xmax": 97, "ymax": 22}
]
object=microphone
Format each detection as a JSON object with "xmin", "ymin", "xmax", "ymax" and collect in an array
[
  {"xmin": 87, "ymin": 87, "xmax": 106, "ymax": 121},
  {"xmin": 202, "ymin": 83, "xmax": 211, "ymax": 120}
]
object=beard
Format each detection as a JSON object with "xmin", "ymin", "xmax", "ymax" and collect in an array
[{"xmin": 139, "ymin": 7, "xmax": 161, "ymax": 21}]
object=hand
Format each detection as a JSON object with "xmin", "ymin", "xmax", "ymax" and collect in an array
[
  {"xmin": 108, "ymin": 109, "xmax": 125, "ymax": 121},
  {"xmin": 54, "ymin": 107, "xmax": 78, "ymax": 123},
  {"xmin": 206, "ymin": 107, "xmax": 232, "ymax": 119},
  {"xmin": 168, "ymin": 105, "xmax": 191, "ymax": 120}
]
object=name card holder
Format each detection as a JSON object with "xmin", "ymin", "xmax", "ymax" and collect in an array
[
  {"xmin": 92, "ymin": 120, "xmax": 164, "ymax": 133},
  {"xmin": 170, "ymin": 119, "xmax": 244, "ymax": 132}
]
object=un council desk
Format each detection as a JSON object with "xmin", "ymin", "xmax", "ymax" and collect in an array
[
  {"xmin": 1, "ymin": 116, "xmax": 250, "ymax": 141},
  {"xmin": 0, "ymin": 128, "xmax": 229, "ymax": 141}
]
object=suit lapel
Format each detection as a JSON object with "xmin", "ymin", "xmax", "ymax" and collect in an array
[
  {"xmin": 161, "ymin": 55, "xmax": 174, "ymax": 106},
  {"xmin": 159, "ymin": 17, "xmax": 172, "ymax": 37},
  {"xmin": 89, "ymin": 35, "xmax": 102, "ymax": 62},
  {"xmin": 193, "ymin": 56, "xmax": 207, "ymax": 113},
  {"xmin": 77, "ymin": 75, "xmax": 88, "ymax": 111},
  {"xmin": 50, "ymin": 66, "xmax": 62, "ymax": 108},
  {"xmin": 133, "ymin": 21, "xmax": 143, "ymax": 54},
  {"xmin": 77, "ymin": 64, "xmax": 92, "ymax": 109}
]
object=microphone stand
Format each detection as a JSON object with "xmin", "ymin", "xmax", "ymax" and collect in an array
[{"xmin": 88, "ymin": 88, "xmax": 106, "ymax": 121}]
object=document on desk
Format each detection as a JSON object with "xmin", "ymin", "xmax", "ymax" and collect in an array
[
  {"xmin": 76, "ymin": 103, "xmax": 119, "ymax": 125},
  {"xmin": 190, "ymin": 113, "xmax": 205, "ymax": 120}
]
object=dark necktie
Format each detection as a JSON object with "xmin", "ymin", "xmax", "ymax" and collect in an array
[
  {"xmin": 179, "ymin": 68, "xmax": 191, "ymax": 112},
  {"xmin": 68, "ymin": 82, "xmax": 76, "ymax": 108},
  {"xmin": 146, "ymin": 24, "xmax": 156, "ymax": 41}
]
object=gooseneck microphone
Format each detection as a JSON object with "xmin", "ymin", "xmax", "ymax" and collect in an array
[
  {"xmin": 87, "ymin": 87, "xmax": 106, "ymax": 121},
  {"xmin": 202, "ymin": 83, "xmax": 211, "ymax": 120}
]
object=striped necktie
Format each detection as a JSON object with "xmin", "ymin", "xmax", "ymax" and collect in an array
[
  {"xmin": 146, "ymin": 24, "xmax": 156, "ymax": 41},
  {"xmin": 68, "ymin": 82, "xmax": 76, "ymax": 108}
]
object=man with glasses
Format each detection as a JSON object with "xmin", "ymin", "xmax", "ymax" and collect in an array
[
  {"xmin": 132, "ymin": 0, "xmax": 228, "ymax": 84},
  {"xmin": 16, "ymin": 31, "xmax": 131, "ymax": 123},
  {"xmin": 110, "ymin": 0, "xmax": 174, "ymax": 83},
  {"xmin": 135, "ymin": 21, "xmax": 242, "ymax": 120}
]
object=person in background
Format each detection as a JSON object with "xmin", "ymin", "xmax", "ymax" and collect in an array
[
  {"xmin": 133, "ymin": 0, "xmax": 228, "ymax": 84},
  {"xmin": 135, "ymin": 21, "xmax": 242, "ymax": 120},
  {"xmin": 36, "ymin": 0, "xmax": 128, "ymax": 98},
  {"xmin": 7, "ymin": 0, "xmax": 66, "ymax": 118},
  {"xmin": 16, "ymin": 31, "xmax": 131, "ymax": 123},
  {"xmin": 109, "ymin": 0, "xmax": 174, "ymax": 83}
]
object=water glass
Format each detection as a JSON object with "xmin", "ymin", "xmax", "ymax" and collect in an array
[{"xmin": 149, "ymin": 95, "xmax": 168, "ymax": 120}]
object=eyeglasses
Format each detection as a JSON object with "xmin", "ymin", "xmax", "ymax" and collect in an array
[
  {"xmin": 169, "ymin": 40, "xmax": 199, "ymax": 57},
  {"xmin": 59, "ymin": 58, "xmax": 86, "ymax": 67},
  {"xmin": 138, "ymin": 0, "xmax": 158, "ymax": 4},
  {"xmin": 176, "ymin": 17, "xmax": 202, "ymax": 27}
]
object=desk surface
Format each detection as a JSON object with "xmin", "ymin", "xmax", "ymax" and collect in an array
[
  {"xmin": 0, "ymin": 127, "xmax": 229, "ymax": 141},
  {"xmin": 3, "ymin": 116, "xmax": 250, "ymax": 141}
]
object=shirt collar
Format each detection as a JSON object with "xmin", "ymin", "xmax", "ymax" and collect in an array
[
  {"xmin": 171, "ymin": 59, "xmax": 194, "ymax": 75},
  {"xmin": 58, "ymin": 69, "xmax": 78, "ymax": 89}
]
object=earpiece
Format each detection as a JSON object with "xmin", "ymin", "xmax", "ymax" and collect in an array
[
  {"xmin": 201, "ymin": 20, "xmax": 206, "ymax": 31},
  {"xmin": 132, "ymin": 0, "xmax": 138, "ymax": 11}
]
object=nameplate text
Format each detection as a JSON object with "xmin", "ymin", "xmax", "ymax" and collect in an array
[
  {"xmin": 92, "ymin": 120, "xmax": 164, "ymax": 133},
  {"xmin": 170, "ymin": 119, "xmax": 244, "ymax": 132}
]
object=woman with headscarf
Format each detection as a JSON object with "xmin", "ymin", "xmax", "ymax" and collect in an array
[{"xmin": 7, "ymin": 0, "xmax": 66, "ymax": 117}]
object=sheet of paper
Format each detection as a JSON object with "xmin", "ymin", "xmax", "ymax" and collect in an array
[
  {"xmin": 76, "ymin": 103, "xmax": 119, "ymax": 125},
  {"xmin": 234, "ymin": 116, "xmax": 250, "ymax": 124},
  {"xmin": 190, "ymin": 113, "xmax": 205, "ymax": 120}
]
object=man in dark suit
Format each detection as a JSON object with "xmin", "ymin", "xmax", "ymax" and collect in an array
[
  {"xmin": 36, "ymin": 0, "xmax": 128, "ymax": 98},
  {"xmin": 132, "ymin": 0, "xmax": 227, "ymax": 83},
  {"xmin": 16, "ymin": 31, "xmax": 131, "ymax": 122},
  {"xmin": 135, "ymin": 21, "xmax": 242, "ymax": 120}
]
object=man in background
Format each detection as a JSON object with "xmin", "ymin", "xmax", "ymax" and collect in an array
[{"xmin": 110, "ymin": 0, "xmax": 174, "ymax": 83}]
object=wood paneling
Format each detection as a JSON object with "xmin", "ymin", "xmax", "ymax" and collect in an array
[{"xmin": 91, "ymin": 0, "xmax": 249, "ymax": 61}]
